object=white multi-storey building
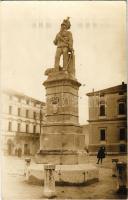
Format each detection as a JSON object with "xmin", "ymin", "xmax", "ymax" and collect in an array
[{"xmin": 1, "ymin": 89, "xmax": 46, "ymax": 156}]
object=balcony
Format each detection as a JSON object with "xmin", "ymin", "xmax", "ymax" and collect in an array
[{"xmin": 15, "ymin": 132, "xmax": 39, "ymax": 139}]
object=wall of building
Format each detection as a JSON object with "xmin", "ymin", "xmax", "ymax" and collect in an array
[
  {"xmin": 88, "ymin": 120, "xmax": 127, "ymax": 154},
  {"xmin": 1, "ymin": 91, "xmax": 46, "ymax": 156},
  {"xmin": 82, "ymin": 124, "xmax": 89, "ymax": 149},
  {"xmin": 88, "ymin": 92, "xmax": 126, "ymax": 121},
  {"xmin": 87, "ymin": 87, "xmax": 127, "ymax": 155}
]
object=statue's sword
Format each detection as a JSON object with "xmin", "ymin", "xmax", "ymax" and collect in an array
[{"xmin": 66, "ymin": 51, "xmax": 74, "ymax": 71}]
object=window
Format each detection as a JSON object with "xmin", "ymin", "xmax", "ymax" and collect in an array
[
  {"xmin": 8, "ymin": 122, "xmax": 12, "ymax": 131},
  {"xmin": 100, "ymin": 129, "xmax": 106, "ymax": 141},
  {"xmin": 26, "ymin": 124, "xmax": 29, "ymax": 133},
  {"xmin": 18, "ymin": 108, "xmax": 21, "ymax": 116},
  {"xmin": 119, "ymin": 144, "xmax": 126, "ymax": 153},
  {"xmin": 33, "ymin": 111, "xmax": 36, "ymax": 119},
  {"xmin": 24, "ymin": 144, "xmax": 30, "ymax": 155},
  {"xmin": 26, "ymin": 110, "xmax": 29, "ymax": 118},
  {"xmin": 119, "ymin": 128, "xmax": 126, "ymax": 140},
  {"xmin": 119, "ymin": 92, "xmax": 124, "ymax": 95},
  {"xmin": 9, "ymin": 106, "xmax": 12, "ymax": 114},
  {"xmin": 100, "ymin": 93, "xmax": 104, "ymax": 97},
  {"xmin": 118, "ymin": 102, "xmax": 126, "ymax": 115},
  {"xmin": 26, "ymin": 100, "xmax": 29, "ymax": 104},
  {"xmin": 40, "ymin": 110, "xmax": 42, "ymax": 121},
  {"xmin": 33, "ymin": 125, "xmax": 36, "ymax": 133},
  {"xmin": 100, "ymin": 104, "xmax": 105, "ymax": 116},
  {"xmin": 17, "ymin": 123, "xmax": 21, "ymax": 132}
]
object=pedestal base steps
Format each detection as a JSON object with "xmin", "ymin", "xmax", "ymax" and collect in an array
[
  {"xmin": 35, "ymin": 150, "xmax": 88, "ymax": 165},
  {"xmin": 26, "ymin": 163, "xmax": 99, "ymax": 186}
]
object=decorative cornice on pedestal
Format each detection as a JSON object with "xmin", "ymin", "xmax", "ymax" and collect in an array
[
  {"xmin": 43, "ymin": 71, "xmax": 81, "ymax": 88},
  {"xmin": 42, "ymin": 122, "xmax": 82, "ymax": 128},
  {"xmin": 38, "ymin": 149, "xmax": 78, "ymax": 155}
]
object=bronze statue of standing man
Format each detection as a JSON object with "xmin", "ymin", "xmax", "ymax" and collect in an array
[{"xmin": 53, "ymin": 17, "xmax": 74, "ymax": 71}]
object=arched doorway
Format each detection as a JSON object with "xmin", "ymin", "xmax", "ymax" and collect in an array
[
  {"xmin": 7, "ymin": 139, "xmax": 14, "ymax": 155},
  {"xmin": 24, "ymin": 144, "xmax": 30, "ymax": 155},
  {"xmin": 17, "ymin": 148, "xmax": 22, "ymax": 157}
]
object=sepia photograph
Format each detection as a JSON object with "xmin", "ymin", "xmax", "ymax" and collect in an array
[{"xmin": 1, "ymin": 1, "xmax": 127, "ymax": 199}]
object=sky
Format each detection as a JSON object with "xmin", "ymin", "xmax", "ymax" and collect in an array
[{"xmin": 1, "ymin": 1, "xmax": 126, "ymax": 124}]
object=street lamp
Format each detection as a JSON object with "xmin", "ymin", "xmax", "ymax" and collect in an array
[{"xmin": 40, "ymin": 103, "xmax": 43, "ymax": 135}]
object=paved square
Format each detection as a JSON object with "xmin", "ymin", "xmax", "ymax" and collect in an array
[{"xmin": 1, "ymin": 155, "xmax": 127, "ymax": 199}]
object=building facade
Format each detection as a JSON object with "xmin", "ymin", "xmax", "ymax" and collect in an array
[
  {"xmin": 82, "ymin": 124, "xmax": 89, "ymax": 149},
  {"xmin": 87, "ymin": 83, "xmax": 127, "ymax": 155},
  {"xmin": 1, "ymin": 90, "xmax": 46, "ymax": 156}
]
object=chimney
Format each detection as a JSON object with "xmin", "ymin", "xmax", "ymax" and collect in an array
[{"xmin": 122, "ymin": 81, "xmax": 125, "ymax": 85}]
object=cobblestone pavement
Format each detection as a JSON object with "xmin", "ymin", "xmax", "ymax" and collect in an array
[{"xmin": 1, "ymin": 155, "xmax": 127, "ymax": 200}]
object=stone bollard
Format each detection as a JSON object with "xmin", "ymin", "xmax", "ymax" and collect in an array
[
  {"xmin": 116, "ymin": 162, "xmax": 127, "ymax": 194},
  {"xmin": 43, "ymin": 164, "xmax": 56, "ymax": 198},
  {"xmin": 112, "ymin": 159, "xmax": 118, "ymax": 177},
  {"xmin": 24, "ymin": 158, "xmax": 31, "ymax": 180}
]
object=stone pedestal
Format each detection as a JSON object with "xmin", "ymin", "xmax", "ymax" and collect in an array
[
  {"xmin": 116, "ymin": 162, "xmax": 127, "ymax": 193},
  {"xmin": 112, "ymin": 159, "xmax": 118, "ymax": 177},
  {"xmin": 24, "ymin": 158, "xmax": 31, "ymax": 179},
  {"xmin": 43, "ymin": 164, "xmax": 56, "ymax": 198},
  {"xmin": 36, "ymin": 71, "xmax": 86, "ymax": 164}
]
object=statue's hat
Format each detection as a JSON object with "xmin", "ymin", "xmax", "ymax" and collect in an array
[{"xmin": 61, "ymin": 17, "xmax": 71, "ymax": 29}]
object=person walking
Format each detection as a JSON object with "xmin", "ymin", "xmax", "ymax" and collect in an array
[{"xmin": 96, "ymin": 146, "xmax": 106, "ymax": 164}]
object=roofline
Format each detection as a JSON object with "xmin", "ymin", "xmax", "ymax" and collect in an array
[
  {"xmin": 86, "ymin": 83, "xmax": 127, "ymax": 96},
  {"xmin": 2, "ymin": 89, "xmax": 45, "ymax": 105}
]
